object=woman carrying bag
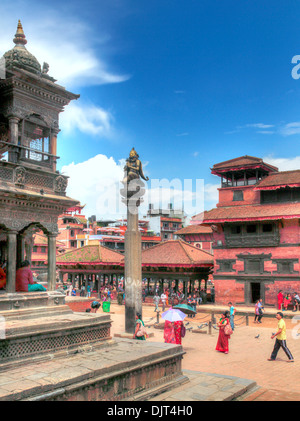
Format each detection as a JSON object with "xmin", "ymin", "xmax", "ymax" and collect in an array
[
  {"xmin": 215, "ymin": 310, "xmax": 232, "ymax": 354},
  {"xmin": 133, "ymin": 312, "xmax": 147, "ymax": 340}
]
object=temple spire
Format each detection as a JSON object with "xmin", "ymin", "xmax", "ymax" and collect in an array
[{"xmin": 13, "ymin": 20, "xmax": 27, "ymax": 46}]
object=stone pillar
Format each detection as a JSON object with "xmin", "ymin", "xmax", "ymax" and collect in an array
[
  {"xmin": 47, "ymin": 233, "xmax": 57, "ymax": 291},
  {"xmin": 124, "ymin": 207, "xmax": 142, "ymax": 333},
  {"xmin": 120, "ymin": 149, "xmax": 147, "ymax": 336},
  {"xmin": 8, "ymin": 116, "xmax": 19, "ymax": 163},
  {"xmin": 6, "ymin": 230, "xmax": 17, "ymax": 293},
  {"xmin": 50, "ymin": 130, "xmax": 59, "ymax": 172}
]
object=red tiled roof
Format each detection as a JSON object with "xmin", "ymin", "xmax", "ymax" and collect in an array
[
  {"xmin": 254, "ymin": 170, "xmax": 300, "ymax": 190},
  {"xmin": 33, "ymin": 233, "xmax": 48, "ymax": 246},
  {"xmin": 141, "ymin": 240, "xmax": 213, "ymax": 267},
  {"xmin": 56, "ymin": 245, "xmax": 124, "ymax": 265},
  {"xmin": 202, "ymin": 202, "xmax": 300, "ymax": 223},
  {"xmin": 31, "ymin": 253, "xmax": 47, "ymax": 261},
  {"xmin": 175, "ymin": 225, "xmax": 213, "ymax": 235},
  {"xmin": 211, "ymin": 155, "xmax": 278, "ymax": 173}
]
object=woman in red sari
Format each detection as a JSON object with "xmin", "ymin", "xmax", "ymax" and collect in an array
[
  {"xmin": 277, "ymin": 290, "xmax": 284, "ymax": 310},
  {"xmin": 0, "ymin": 267, "xmax": 6, "ymax": 290},
  {"xmin": 174, "ymin": 321, "xmax": 183, "ymax": 345},
  {"xmin": 163, "ymin": 320, "xmax": 176, "ymax": 344},
  {"xmin": 216, "ymin": 311, "xmax": 230, "ymax": 354}
]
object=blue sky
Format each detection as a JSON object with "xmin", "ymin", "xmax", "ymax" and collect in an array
[{"xmin": 1, "ymin": 0, "xmax": 300, "ymax": 219}]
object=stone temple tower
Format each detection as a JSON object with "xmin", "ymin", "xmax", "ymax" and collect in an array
[{"xmin": 0, "ymin": 21, "xmax": 79, "ymax": 309}]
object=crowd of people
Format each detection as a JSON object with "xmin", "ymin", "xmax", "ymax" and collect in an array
[
  {"xmin": 277, "ymin": 290, "xmax": 300, "ymax": 312},
  {"xmin": 150, "ymin": 287, "xmax": 214, "ymax": 312}
]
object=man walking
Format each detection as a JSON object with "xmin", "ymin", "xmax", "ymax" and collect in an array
[
  {"xmin": 153, "ymin": 293, "xmax": 160, "ymax": 312},
  {"xmin": 161, "ymin": 291, "xmax": 167, "ymax": 312},
  {"xmin": 268, "ymin": 312, "xmax": 294, "ymax": 363}
]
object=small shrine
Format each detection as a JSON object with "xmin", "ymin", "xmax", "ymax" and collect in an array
[{"xmin": 0, "ymin": 20, "xmax": 79, "ymax": 309}]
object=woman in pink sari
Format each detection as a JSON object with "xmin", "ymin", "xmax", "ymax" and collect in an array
[
  {"xmin": 215, "ymin": 311, "xmax": 230, "ymax": 354},
  {"xmin": 163, "ymin": 320, "xmax": 176, "ymax": 344}
]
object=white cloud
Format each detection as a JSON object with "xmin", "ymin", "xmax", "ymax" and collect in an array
[
  {"xmin": 61, "ymin": 154, "xmax": 215, "ymax": 219},
  {"xmin": 60, "ymin": 102, "xmax": 114, "ymax": 137},
  {"xmin": 204, "ymin": 183, "xmax": 219, "ymax": 205},
  {"xmin": 279, "ymin": 122, "xmax": 300, "ymax": 136},
  {"xmin": 263, "ymin": 155, "xmax": 300, "ymax": 171},
  {"xmin": 61, "ymin": 154, "xmax": 125, "ymax": 219},
  {"xmin": 244, "ymin": 123, "xmax": 275, "ymax": 129},
  {"xmin": 256, "ymin": 131, "xmax": 276, "ymax": 135},
  {"xmin": 0, "ymin": 8, "xmax": 130, "ymax": 88}
]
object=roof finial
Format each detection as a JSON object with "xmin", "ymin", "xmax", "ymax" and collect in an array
[{"xmin": 13, "ymin": 20, "xmax": 27, "ymax": 46}]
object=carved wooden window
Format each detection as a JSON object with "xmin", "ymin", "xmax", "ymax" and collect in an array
[
  {"xmin": 272, "ymin": 259, "xmax": 299, "ymax": 274},
  {"xmin": 230, "ymin": 225, "xmax": 241, "ymax": 234},
  {"xmin": 237, "ymin": 253, "xmax": 272, "ymax": 274},
  {"xmin": 216, "ymin": 259, "xmax": 236, "ymax": 272},
  {"xmin": 262, "ymin": 223, "xmax": 273, "ymax": 233},
  {"xmin": 246, "ymin": 259, "xmax": 261, "ymax": 273},
  {"xmin": 233, "ymin": 190, "xmax": 244, "ymax": 201},
  {"xmin": 19, "ymin": 119, "xmax": 50, "ymax": 163},
  {"xmin": 261, "ymin": 187, "xmax": 300, "ymax": 204},
  {"xmin": 246, "ymin": 224, "xmax": 257, "ymax": 234}
]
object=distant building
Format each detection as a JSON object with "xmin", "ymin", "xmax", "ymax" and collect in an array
[
  {"xmin": 57, "ymin": 205, "xmax": 87, "ymax": 249},
  {"xmin": 31, "ymin": 232, "xmax": 66, "ymax": 273},
  {"xmin": 195, "ymin": 155, "xmax": 300, "ymax": 307},
  {"xmin": 174, "ymin": 225, "xmax": 213, "ymax": 253},
  {"xmin": 146, "ymin": 203, "xmax": 185, "ymax": 241},
  {"xmin": 57, "ymin": 208, "xmax": 161, "ymax": 253}
]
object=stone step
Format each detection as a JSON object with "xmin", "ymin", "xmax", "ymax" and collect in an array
[{"xmin": 147, "ymin": 369, "xmax": 257, "ymax": 401}]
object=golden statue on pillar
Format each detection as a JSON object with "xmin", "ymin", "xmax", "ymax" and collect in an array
[{"xmin": 122, "ymin": 148, "xmax": 149, "ymax": 185}]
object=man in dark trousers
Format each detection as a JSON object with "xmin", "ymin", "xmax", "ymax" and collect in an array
[{"xmin": 268, "ymin": 312, "xmax": 294, "ymax": 363}]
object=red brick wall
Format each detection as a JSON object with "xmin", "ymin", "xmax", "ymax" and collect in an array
[
  {"xmin": 213, "ymin": 279, "xmax": 245, "ymax": 304},
  {"xmin": 212, "ymin": 221, "xmax": 300, "ymax": 306},
  {"xmin": 217, "ymin": 186, "xmax": 260, "ymax": 207}
]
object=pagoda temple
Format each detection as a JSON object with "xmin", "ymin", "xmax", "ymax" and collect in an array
[{"xmin": 194, "ymin": 155, "xmax": 300, "ymax": 307}]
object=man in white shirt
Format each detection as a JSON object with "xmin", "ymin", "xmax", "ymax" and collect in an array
[{"xmin": 161, "ymin": 292, "xmax": 167, "ymax": 312}]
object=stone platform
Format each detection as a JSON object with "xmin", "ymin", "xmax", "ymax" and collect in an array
[
  {"xmin": 0, "ymin": 308, "xmax": 112, "ymax": 371},
  {"xmin": 0, "ymin": 338, "xmax": 187, "ymax": 401}
]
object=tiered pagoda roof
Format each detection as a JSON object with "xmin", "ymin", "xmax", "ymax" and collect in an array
[
  {"xmin": 56, "ymin": 244, "xmax": 124, "ymax": 266},
  {"xmin": 174, "ymin": 225, "xmax": 213, "ymax": 235},
  {"xmin": 211, "ymin": 155, "xmax": 278, "ymax": 176},
  {"xmin": 56, "ymin": 240, "xmax": 213, "ymax": 269},
  {"xmin": 254, "ymin": 170, "xmax": 300, "ymax": 190},
  {"xmin": 141, "ymin": 240, "xmax": 213, "ymax": 267},
  {"xmin": 200, "ymin": 202, "xmax": 300, "ymax": 223}
]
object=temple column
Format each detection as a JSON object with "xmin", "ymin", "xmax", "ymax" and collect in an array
[
  {"xmin": 47, "ymin": 233, "xmax": 57, "ymax": 291},
  {"xmin": 8, "ymin": 116, "xmax": 20, "ymax": 163},
  {"xmin": 6, "ymin": 230, "xmax": 17, "ymax": 293},
  {"xmin": 50, "ymin": 130, "xmax": 59, "ymax": 172}
]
